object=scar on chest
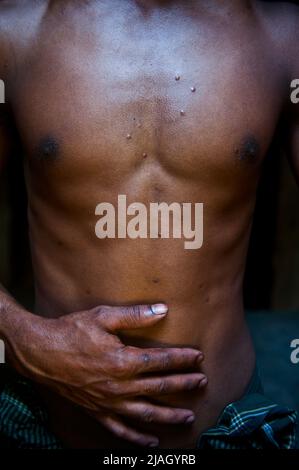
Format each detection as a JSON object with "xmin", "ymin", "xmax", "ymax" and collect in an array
[
  {"xmin": 235, "ymin": 135, "xmax": 260, "ymax": 164},
  {"xmin": 35, "ymin": 136, "xmax": 60, "ymax": 161}
]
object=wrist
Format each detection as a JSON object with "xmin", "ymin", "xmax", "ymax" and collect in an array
[{"xmin": 0, "ymin": 298, "xmax": 44, "ymax": 378}]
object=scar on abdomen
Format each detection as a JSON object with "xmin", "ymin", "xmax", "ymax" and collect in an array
[
  {"xmin": 235, "ymin": 135, "xmax": 260, "ymax": 163},
  {"xmin": 36, "ymin": 136, "xmax": 60, "ymax": 161}
]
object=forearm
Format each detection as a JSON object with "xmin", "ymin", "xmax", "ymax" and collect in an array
[{"xmin": 0, "ymin": 284, "xmax": 37, "ymax": 375}]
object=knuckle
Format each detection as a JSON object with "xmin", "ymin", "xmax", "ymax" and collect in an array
[
  {"xmin": 110, "ymin": 363, "xmax": 125, "ymax": 379},
  {"xmin": 128, "ymin": 351, "xmax": 150, "ymax": 375},
  {"xmin": 141, "ymin": 353, "xmax": 150, "ymax": 366},
  {"xmin": 98, "ymin": 307, "xmax": 110, "ymax": 325},
  {"xmin": 110, "ymin": 351, "xmax": 130, "ymax": 378},
  {"xmin": 141, "ymin": 407, "xmax": 154, "ymax": 423},
  {"xmin": 161, "ymin": 352, "xmax": 171, "ymax": 369},
  {"xmin": 104, "ymin": 380, "xmax": 120, "ymax": 397},
  {"xmin": 158, "ymin": 379, "xmax": 167, "ymax": 393},
  {"xmin": 132, "ymin": 304, "xmax": 142, "ymax": 320},
  {"xmin": 122, "ymin": 305, "xmax": 141, "ymax": 326}
]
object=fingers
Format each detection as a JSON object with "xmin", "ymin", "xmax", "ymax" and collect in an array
[
  {"xmin": 96, "ymin": 413, "xmax": 159, "ymax": 447},
  {"xmin": 109, "ymin": 400, "xmax": 196, "ymax": 425},
  {"xmin": 98, "ymin": 304, "xmax": 168, "ymax": 332},
  {"xmin": 109, "ymin": 373, "xmax": 208, "ymax": 398},
  {"xmin": 122, "ymin": 346, "xmax": 203, "ymax": 375}
]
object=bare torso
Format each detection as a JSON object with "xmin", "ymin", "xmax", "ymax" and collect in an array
[{"xmin": 0, "ymin": 0, "xmax": 297, "ymax": 448}]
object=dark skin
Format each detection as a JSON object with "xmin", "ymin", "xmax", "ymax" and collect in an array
[{"xmin": 0, "ymin": 0, "xmax": 299, "ymax": 448}]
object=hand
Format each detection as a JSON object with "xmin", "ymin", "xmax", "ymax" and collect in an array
[{"xmin": 13, "ymin": 303, "xmax": 207, "ymax": 447}]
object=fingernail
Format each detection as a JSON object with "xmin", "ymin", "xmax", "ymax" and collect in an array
[
  {"xmin": 149, "ymin": 440, "xmax": 159, "ymax": 447},
  {"xmin": 199, "ymin": 377, "xmax": 208, "ymax": 388},
  {"xmin": 185, "ymin": 415, "xmax": 195, "ymax": 424},
  {"xmin": 150, "ymin": 304, "xmax": 168, "ymax": 315}
]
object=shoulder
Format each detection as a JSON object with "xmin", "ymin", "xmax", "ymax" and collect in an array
[
  {"xmin": 0, "ymin": 1, "xmax": 50, "ymax": 79},
  {"xmin": 254, "ymin": 1, "xmax": 299, "ymax": 78}
]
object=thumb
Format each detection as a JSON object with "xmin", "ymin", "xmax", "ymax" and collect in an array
[{"xmin": 100, "ymin": 303, "xmax": 168, "ymax": 332}]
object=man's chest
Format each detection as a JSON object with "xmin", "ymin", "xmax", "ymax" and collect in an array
[{"xmin": 10, "ymin": 14, "xmax": 284, "ymax": 186}]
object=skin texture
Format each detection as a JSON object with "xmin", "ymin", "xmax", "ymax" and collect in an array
[{"xmin": 0, "ymin": 0, "xmax": 299, "ymax": 448}]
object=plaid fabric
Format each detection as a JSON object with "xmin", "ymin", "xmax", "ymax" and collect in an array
[
  {"xmin": 0, "ymin": 368, "xmax": 297, "ymax": 449},
  {"xmin": 197, "ymin": 394, "xmax": 298, "ymax": 449},
  {"xmin": 0, "ymin": 371, "xmax": 62, "ymax": 449}
]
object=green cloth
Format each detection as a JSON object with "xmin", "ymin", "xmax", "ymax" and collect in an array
[
  {"xmin": 0, "ymin": 368, "xmax": 298, "ymax": 449},
  {"xmin": 0, "ymin": 370, "xmax": 62, "ymax": 449},
  {"xmin": 197, "ymin": 367, "xmax": 298, "ymax": 449},
  {"xmin": 197, "ymin": 394, "xmax": 298, "ymax": 449}
]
